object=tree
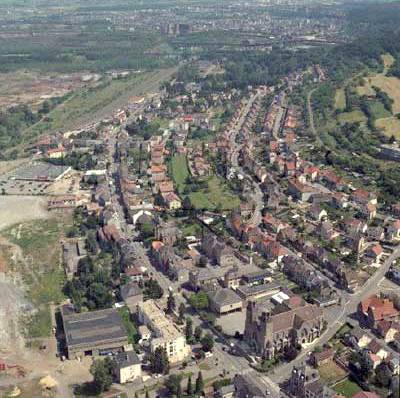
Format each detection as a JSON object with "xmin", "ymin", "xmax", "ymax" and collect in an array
[
  {"xmin": 90, "ymin": 358, "xmax": 113, "ymax": 394},
  {"xmin": 187, "ymin": 375, "xmax": 193, "ymax": 395},
  {"xmin": 375, "ymin": 362, "xmax": 392, "ymax": 387},
  {"xmin": 185, "ymin": 317, "xmax": 193, "ymax": 342},
  {"xmin": 194, "ymin": 326, "xmax": 203, "ymax": 342},
  {"xmin": 144, "ymin": 278, "xmax": 163, "ymax": 300},
  {"xmin": 150, "ymin": 346, "xmax": 170, "ymax": 375},
  {"xmin": 165, "ymin": 374, "xmax": 183, "ymax": 396},
  {"xmin": 283, "ymin": 345, "xmax": 298, "ymax": 361},
  {"xmin": 178, "ymin": 302, "xmax": 186, "ymax": 321},
  {"xmin": 359, "ymin": 352, "xmax": 373, "ymax": 381},
  {"xmin": 167, "ymin": 291, "xmax": 176, "ymax": 314},
  {"xmin": 189, "ymin": 291, "xmax": 209, "ymax": 310},
  {"xmin": 201, "ymin": 333, "xmax": 214, "ymax": 352},
  {"xmin": 195, "ymin": 371, "xmax": 204, "ymax": 394}
]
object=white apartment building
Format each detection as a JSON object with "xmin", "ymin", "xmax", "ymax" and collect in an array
[{"xmin": 136, "ymin": 300, "xmax": 190, "ymax": 364}]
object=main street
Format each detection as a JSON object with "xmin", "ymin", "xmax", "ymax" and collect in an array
[{"xmin": 273, "ymin": 246, "xmax": 400, "ymax": 383}]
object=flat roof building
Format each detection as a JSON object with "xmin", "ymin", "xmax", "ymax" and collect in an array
[
  {"xmin": 136, "ymin": 300, "xmax": 190, "ymax": 364},
  {"xmin": 61, "ymin": 305, "xmax": 129, "ymax": 359}
]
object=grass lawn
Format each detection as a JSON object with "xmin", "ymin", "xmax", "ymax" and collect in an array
[
  {"xmin": 189, "ymin": 176, "xmax": 240, "ymax": 211},
  {"xmin": 333, "ymin": 378, "xmax": 362, "ymax": 398},
  {"xmin": 337, "ymin": 110, "xmax": 367, "ymax": 124},
  {"xmin": 170, "ymin": 154, "xmax": 190, "ymax": 194},
  {"xmin": 368, "ymin": 74, "xmax": 400, "ymax": 114},
  {"xmin": 375, "ymin": 116, "xmax": 400, "ymax": 138},
  {"xmin": 335, "ymin": 89, "xmax": 346, "ymax": 111},
  {"xmin": 181, "ymin": 222, "xmax": 202, "ymax": 237},
  {"xmin": 356, "ymin": 84, "xmax": 375, "ymax": 97},
  {"xmin": 117, "ymin": 306, "xmax": 139, "ymax": 344},
  {"xmin": 318, "ymin": 360, "xmax": 348, "ymax": 385}
]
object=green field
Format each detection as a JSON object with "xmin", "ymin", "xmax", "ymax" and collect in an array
[
  {"xmin": 170, "ymin": 154, "xmax": 239, "ymax": 211},
  {"xmin": 337, "ymin": 110, "xmax": 367, "ymax": 124},
  {"xmin": 170, "ymin": 153, "xmax": 190, "ymax": 194},
  {"xmin": 335, "ymin": 89, "xmax": 346, "ymax": 111},
  {"xmin": 333, "ymin": 378, "xmax": 362, "ymax": 398},
  {"xmin": 189, "ymin": 175, "xmax": 240, "ymax": 211}
]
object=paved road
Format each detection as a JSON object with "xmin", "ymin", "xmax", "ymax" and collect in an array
[{"xmin": 273, "ymin": 246, "xmax": 400, "ymax": 382}]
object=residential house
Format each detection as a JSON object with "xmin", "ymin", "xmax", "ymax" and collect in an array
[
  {"xmin": 310, "ymin": 348, "xmax": 334, "ymax": 367},
  {"xmin": 364, "ymin": 243, "xmax": 384, "ymax": 266},
  {"xmin": 376, "ymin": 320, "xmax": 400, "ymax": 343},
  {"xmin": 155, "ymin": 222, "xmax": 182, "ymax": 245},
  {"xmin": 163, "ymin": 192, "xmax": 182, "ymax": 210},
  {"xmin": 223, "ymin": 267, "xmax": 241, "ymax": 289},
  {"xmin": 202, "ymin": 233, "xmax": 238, "ymax": 268},
  {"xmin": 112, "ymin": 351, "xmax": 141, "ymax": 384},
  {"xmin": 358, "ymin": 295, "xmax": 399, "ymax": 328},
  {"xmin": 387, "ymin": 220, "xmax": 400, "ymax": 242},
  {"xmin": 189, "ymin": 268, "xmax": 220, "ymax": 292},
  {"xmin": 288, "ymin": 178, "xmax": 315, "ymax": 202},
  {"xmin": 309, "ymin": 205, "xmax": 328, "ymax": 222}
]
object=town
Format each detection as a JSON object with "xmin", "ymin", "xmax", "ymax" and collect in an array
[{"xmin": 0, "ymin": 1, "xmax": 400, "ymax": 398}]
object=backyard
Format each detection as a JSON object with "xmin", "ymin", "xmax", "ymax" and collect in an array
[
  {"xmin": 170, "ymin": 154, "xmax": 240, "ymax": 211},
  {"xmin": 332, "ymin": 378, "xmax": 362, "ymax": 398}
]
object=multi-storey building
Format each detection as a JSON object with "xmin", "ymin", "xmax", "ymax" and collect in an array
[{"xmin": 136, "ymin": 300, "xmax": 190, "ymax": 364}]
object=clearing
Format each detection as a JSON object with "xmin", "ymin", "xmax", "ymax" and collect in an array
[
  {"xmin": 337, "ymin": 110, "xmax": 367, "ymax": 124},
  {"xmin": 375, "ymin": 117, "xmax": 400, "ymax": 138},
  {"xmin": 334, "ymin": 89, "xmax": 346, "ymax": 111},
  {"xmin": 0, "ymin": 70, "xmax": 87, "ymax": 110},
  {"xmin": 367, "ymin": 74, "xmax": 400, "ymax": 114}
]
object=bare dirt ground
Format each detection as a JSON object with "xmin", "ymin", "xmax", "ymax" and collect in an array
[
  {"xmin": 0, "ymin": 196, "xmax": 49, "ymax": 231},
  {"xmin": 0, "ymin": 70, "xmax": 91, "ymax": 110},
  {"xmin": 0, "ymin": 159, "xmax": 29, "ymax": 175},
  {"xmin": 0, "ymin": 201, "xmax": 90, "ymax": 397}
]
